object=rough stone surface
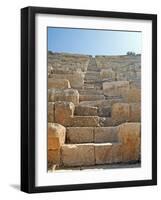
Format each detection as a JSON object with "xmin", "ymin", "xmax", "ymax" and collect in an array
[
  {"xmin": 112, "ymin": 103, "xmax": 130, "ymax": 123},
  {"xmin": 66, "ymin": 127, "xmax": 94, "ymax": 143},
  {"xmin": 48, "ymin": 102, "xmax": 55, "ymax": 122},
  {"xmin": 99, "ymin": 117, "xmax": 115, "ymax": 127},
  {"xmin": 103, "ymin": 81, "xmax": 130, "ymax": 97},
  {"xmin": 100, "ymin": 69, "xmax": 116, "ymax": 81},
  {"xmin": 125, "ymin": 86, "xmax": 141, "ymax": 103},
  {"xmin": 74, "ymin": 105, "xmax": 98, "ymax": 116},
  {"xmin": 71, "ymin": 116, "xmax": 100, "ymax": 127},
  {"xmin": 118, "ymin": 123, "xmax": 141, "ymax": 162},
  {"xmin": 48, "ymin": 88, "xmax": 79, "ymax": 105},
  {"xmin": 79, "ymin": 95, "xmax": 105, "ymax": 102},
  {"xmin": 98, "ymin": 106, "xmax": 111, "ymax": 117},
  {"xmin": 94, "ymin": 127, "xmax": 118, "ymax": 143},
  {"xmin": 48, "ymin": 123, "xmax": 66, "ymax": 149},
  {"xmin": 48, "ymin": 123, "xmax": 66, "ymax": 165},
  {"xmin": 79, "ymin": 99, "xmax": 123, "ymax": 108},
  {"xmin": 48, "ymin": 78, "xmax": 71, "ymax": 89},
  {"xmin": 54, "ymin": 101, "xmax": 75, "ymax": 126},
  {"xmin": 50, "ymin": 72, "xmax": 85, "ymax": 88},
  {"xmin": 95, "ymin": 143, "xmax": 122, "ymax": 164},
  {"xmin": 129, "ymin": 103, "xmax": 141, "ymax": 122},
  {"xmin": 48, "ymin": 149, "xmax": 60, "ymax": 165},
  {"xmin": 111, "ymin": 103, "xmax": 141, "ymax": 124},
  {"xmin": 61, "ymin": 144, "xmax": 95, "ymax": 166}
]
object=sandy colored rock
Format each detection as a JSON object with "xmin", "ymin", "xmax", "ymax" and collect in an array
[
  {"xmin": 50, "ymin": 72, "xmax": 85, "ymax": 88},
  {"xmin": 48, "ymin": 102, "xmax": 55, "ymax": 122},
  {"xmin": 125, "ymin": 86, "xmax": 141, "ymax": 103},
  {"xmin": 48, "ymin": 123, "xmax": 66, "ymax": 165},
  {"xmin": 48, "ymin": 149, "xmax": 60, "ymax": 164},
  {"xmin": 79, "ymin": 95, "xmax": 105, "ymax": 102},
  {"xmin": 95, "ymin": 143, "xmax": 112, "ymax": 164},
  {"xmin": 98, "ymin": 106, "xmax": 111, "ymax": 117},
  {"xmin": 48, "ymin": 88, "xmax": 79, "ymax": 105},
  {"xmin": 95, "ymin": 143, "xmax": 122, "ymax": 164},
  {"xmin": 94, "ymin": 127, "xmax": 118, "ymax": 143},
  {"xmin": 61, "ymin": 144, "xmax": 95, "ymax": 166},
  {"xmin": 129, "ymin": 103, "xmax": 141, "ymax": 122},
  {"xmin": 112, "ymin": 103, "xmax": 130, "ymax": 123},
  {"xmin": 99, "ymin": 117, "xmax": 115, "ymax": 127},
  {"xmin": 79, "ymin": 99, "xmax": 123, "ymax": 108},
  {"xmin": 103, "ymin": 81, "xmax": 129, "ymax": 97},
  {"xmin": 54, "ymin": 101, "xmax": 75, "ymax": 126},
  {"xmin": 74, "ymin": 105, "xmax": 98, "ymax": 116},
  {"xmin": 48, "ymin": 78, "xmax": 71, "ymax": 89},
  {"xmin": 48, "ymin": 123, "xmax": 66, "ymax": 149},
  {"xmin": 118, "ymin": 123, "xmax": 141, "ymax": 162},
  {"xmin": 71, "ymin": 116, "xmax": 100, "ymax": 127},
  {"xmin": 100, "ymin": 69, "xmax": 116, "ymax": 80},
  {"xmin": 66, "ymin": 127, "xmax": 94, "ymax": 143}
]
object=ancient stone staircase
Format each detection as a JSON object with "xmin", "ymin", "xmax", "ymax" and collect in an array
[{"xmin": 47, "ymin": 52, "xmax": 141, "ymax": 170}]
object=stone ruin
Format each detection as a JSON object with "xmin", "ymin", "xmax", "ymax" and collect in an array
[{"xmin": 47, "ymin": 51, "xmax": 141, "ymax": 170}]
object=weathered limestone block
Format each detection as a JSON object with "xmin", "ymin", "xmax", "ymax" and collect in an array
[
  {"xmin": 124, "ymin": 86, "xmax": 141, "ymax": 103},
  {"xmin": 110, "ymin": 143, "xmax": 123, "ymax": 163},
  {"xmin": 85, "ymin": 73, "xmax": 101, "ymax": 82},
  {"xmin": 48, "ymin": 149, "xmax": 60, "ymax": 165},
  {"xmin": 103, "ymin": 81, "xmax": 129, "ymax": 97},
  {"xmin": 129, "ymin": 103, "xmax": 141, "ymax": 122},
  {"xmin": 118, "ymin": 123, "xmax": 141, "ymax": 162},
  {"xmin": 71, "ymin": 116, "xmax": 100, "ymax": 127},
  {"xmin": 66, "ymin": 127, "xmax": 94, "ymax": 143},
  {"xmin": 111, "ymin": 103, "xmax": 141, "ymax": 124},
  {"xmin": 50, "ymin": 72, "xmax": 84, "ymax": 88},
  {"xmin": 48, "ymin": 78, "xmax": 71, "ymax": 89},
  {"xmin": 94, "ymin": 127, "xmax": 118, "ymax": 143},
  {"xmin": 48, "ymin": 123, "xmax": 66, "ymax": 149},
  {"xmin": 48, "ymin": 102, "xmax": 55, "ymax": 122},
  {"xmin": 100, "ymin": 69, "xmax": 116, "ymax": 81},
  {"xmin": 48, "ymin": 123, "xmax": 66, "ymax": 165},
  {"xmin": 79, "ymin": 98, "xmax": 123, "ymax": 108},
  {"xmin": 112, "ymin": 103, "xmax": 130, "ymax": 123},
  {"xmin": 98, "ymin": 106, "xmax": 111, "ymax": 117},
  {"xmin": 78, "ymin": 89, "xmax": 104, "ymax": 95},
  {"xmin": 48, "ymin": 88, "xmax": 79, "ymax": 105},
  {"xmin": 95, "ymin": 143, "xmax": 112, "ymax": 164},
  {"xmin": 95, "ymin": 143, "xmax": 122, "ymax": 164},
  {"xmin": 99, "ymin": 117, "xmax": 115, "ymax": 127},
  {"xmin": 54, "ymin": 101, "xmax": 75, "ymax": 126},
  {"xmin": 61, "ymin": 144, "xmax": 95, "ymax": 166},
  {"xmin": 74, "ymin": 105, "xmax": 98, "ymax": 116},
  {"xmin": 79, "ymin": 95, "xmax": 105, "ymax": 102}
]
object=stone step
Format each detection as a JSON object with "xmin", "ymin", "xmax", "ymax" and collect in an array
[
  {"xmin": 79, "ymin": 94, "xmax": 105, "ymax": 102},
  {"xmin": 70, "ymin": 116, "xmax": 100, "ymax": 127},
  {"xmin": 74, "ymin": 104, "xmax": 111, "ymax": 117},
  {"xmin": 83, "ymin": 84, "xmax": 102, "ymax": 90},
  {"xmin": 74, "ymin": 105, "xmax": 98, "ymax": 116},
  {"xmin": 85, "ymin": 71, "xmax": 100, "ymax": 76},
  {"xmin": 98, "ymin": 106, "xmax": 111, "ymax": 117},
  {"xmin": 66, "ymin": 127, "xmax": 118, "ymax": 144},
  {"xmin": 84, "ymin": 80, "xmax": 102, "ymax": 84},
  {"xmin": 48, "ymin": 88, "xmax": 79, "ymax": 105},
  {"xmin": 99, "ymin": 117, "xmax": 115, "ymax": 127},
  {"xmin": 61, "ymin": 142, "xmax": 122, "ymax": 167},
  {"xmin": 84, "ymin": 73, "xmax": 101, "ymax": 80},
  {"xmin": 78, "ymin": 89, "xmax": 104, "ymax": 95},
  {"xmin": 79, "ymin": 99, "xmax": 123, "ymax": 108},
  {"xmin": 87, "ymin": 68, "xmax": 100, "ymax": 72}
]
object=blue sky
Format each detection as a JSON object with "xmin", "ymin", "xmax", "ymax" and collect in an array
[{"xmin": 48, "ymin": 27, "xmax": 141, "ymax": 56}]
